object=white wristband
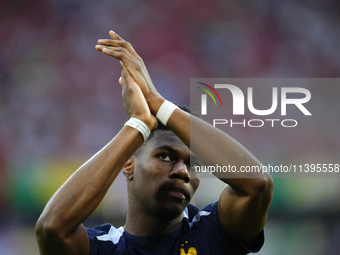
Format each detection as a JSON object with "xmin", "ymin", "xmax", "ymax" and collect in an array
[
  {"xmin": 124, "ymin": 117, "xmax": 151, "ymax": 142},
  {"xmin": 156, "ymin": 100, "xmax": 179, "ymax": 126}
]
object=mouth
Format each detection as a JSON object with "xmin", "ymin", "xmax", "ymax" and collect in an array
[{"xmin": 166, "ymin": 186, "xmax": 188, "ymax": 200}]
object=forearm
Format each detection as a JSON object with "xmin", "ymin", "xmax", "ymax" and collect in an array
[
  {"xmin": 167, "ymin": 106, "xmax": 273, "ymax": 241},
  {"xmin": 36, "ymin": 126, "xmax": 143, "ymax": 238},
  {"xmin": 165, "ymin": 107, "xmax": 271, "ymax": 195}
]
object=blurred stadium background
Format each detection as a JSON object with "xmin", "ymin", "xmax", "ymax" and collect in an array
[{"xmin": 1, "ymin": 0, "xmax": 340, "ymax": 254}]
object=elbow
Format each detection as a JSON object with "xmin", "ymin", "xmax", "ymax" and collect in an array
[
  {"xmin": 35, "ymin": 215, "xmax": 64, "ymax": 244},
  {"xmin": 251, "ymin": 173, "xmax": 274, "ymax": 199}
]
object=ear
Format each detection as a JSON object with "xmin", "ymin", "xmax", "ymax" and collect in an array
[{"xmin": 122, "ymin": 157, "xmax": 135, "ymax": 180}]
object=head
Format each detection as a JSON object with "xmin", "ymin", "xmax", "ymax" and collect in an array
[{"xmin": 123, "ymin": 105, "xmax": 201, "ymax": 222}]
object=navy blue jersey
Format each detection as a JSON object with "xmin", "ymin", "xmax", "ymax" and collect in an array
[{"xmin": 86, "ymin": 201, "xmax": 264, "ymax": 254}]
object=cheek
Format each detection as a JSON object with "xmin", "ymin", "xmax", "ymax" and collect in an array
[
  {"xmin": 136, "ymin": 158, "xmax": 166, "ymax": 178},
  {"xmin": 190, "ymin": 176, "xmax": 200, "ymax": 193},
  {"xmin": 133, "ymin": 160, "xmax": 163, "ymax": 191}
]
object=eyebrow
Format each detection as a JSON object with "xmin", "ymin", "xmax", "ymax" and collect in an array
[
  {"xmin": 154, "ymin": 145, "xmax": 200, "ymax": 162},
  {"xmin": 154, "ymin": 145, "xmax": 178, "ymax": 154}
]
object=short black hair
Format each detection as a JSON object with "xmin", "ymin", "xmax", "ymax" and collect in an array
[{"xmin": 133, "ymin": 103, "xmax": 197, "ymax": 157}]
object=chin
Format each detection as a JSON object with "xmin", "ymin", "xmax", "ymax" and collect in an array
[
  {"xmin": 153, "ymin": 207, "xmax": 183, "ymax": 222},
  {"xmin": 153, "ymin": 200, "xmax": 189, "ymax": 222},
  {"xmin": 148, "ymin": 193, "xmax": 191, "ymax": 222}
]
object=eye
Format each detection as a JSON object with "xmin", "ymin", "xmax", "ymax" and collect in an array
[{"xmin": 159, "ymin": 153, "xmax": 172, "ymax": 162}]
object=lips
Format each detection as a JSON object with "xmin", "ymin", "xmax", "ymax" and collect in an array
[{"xmin": 164, "ymin": 184, "xmax": 189, "ymax": 200}]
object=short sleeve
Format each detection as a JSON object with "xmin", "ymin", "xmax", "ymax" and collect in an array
[
  {"xmin": 208, "ymin": 200, "xmax": 264, "ymax": 254},
  {"xmin": 86, "ymin": 223, "xmax": 118, "ymax": 255}
]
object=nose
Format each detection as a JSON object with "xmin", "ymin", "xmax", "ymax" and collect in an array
[{"xmin": 169, "ymin": 161, "xmax": 190, "ymax": 183}]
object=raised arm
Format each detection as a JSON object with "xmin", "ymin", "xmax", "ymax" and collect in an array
[
  {"xmin": 96, "ymin": 31, "xmax": 273, "ymax": 245},
  {"xmin": 35, "ymin": 65, "xmax": 158, "ymax": 255}
]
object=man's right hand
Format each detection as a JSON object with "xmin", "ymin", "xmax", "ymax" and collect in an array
[{"xmin": 95, "ymin": 30, "xmax": 165, "ymax": 115}]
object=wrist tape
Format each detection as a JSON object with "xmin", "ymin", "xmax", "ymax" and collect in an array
[
  {"xmin": 124, "ymin": 117, "xmax": 150, "ymax": 142},
  {"xmin": 156, "ymin": 100, "xmax": 179, "ymax": 126}
]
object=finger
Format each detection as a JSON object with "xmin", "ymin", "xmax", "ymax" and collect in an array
[
  {"xmin": 100, "ymin": 47, "xmax": 142, "ymax": 75},
  {"xmin": 97, "ymin": 39, "xmax": 120, "ymax": 46},
  {"xmin": 95, "ymin": 45, "xmax": 119, "ymax": 52},
  {"xmin": 109, "ymin": 30, "xmax": 122, "ymax": 40},
  {"xmin": 99, "ymin": 40, "xmax": 138, "ymax": 59},
  {"xmin": 101, "ymin": 47, "xmax": 134, "ymax": 63},
  {"xmin": 97, "ymin": 39, "xmax": 125, "ymax": 47},
  {"xmin": 98, "ymin": 32, "xmax": 139, "ymax": 59},
  {"xmin": 95, "ymin": 44, "xmax": 104, "ymax": 51},
  {"xmin": 96, "ymin": 45, "xmax": 132, "ymax": 56},
  {"xmin": 96, "ymin": 45, "xmax": 132, "ymax": 55}
]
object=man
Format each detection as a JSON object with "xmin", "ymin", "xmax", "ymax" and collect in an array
[{"xmin": 35, "ymin": 30, "xmax": 273, "ymax": 255}]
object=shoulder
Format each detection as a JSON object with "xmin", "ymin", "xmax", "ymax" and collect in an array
[
  {"xmin": 185, "ymin": 201, "xmax": 218, "ymax": 224},
  {"xmin": 185, "ymin": 201, "xmax": 265, "ymax": 254},
  {"xmin": 87, "ymin": 223, "xmax": 124, "ymax": 241},
  {"xmin": 86, "ymin": 224, "xmax": 125, "ymax": 254}
]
